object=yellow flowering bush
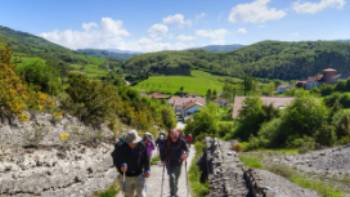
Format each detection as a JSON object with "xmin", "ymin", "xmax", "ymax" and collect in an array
[{"xmin": 59, "ymin": 131, "xmax": 70, "ymax": 142}]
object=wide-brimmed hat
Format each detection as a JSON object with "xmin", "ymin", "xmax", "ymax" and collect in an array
[
  {"xmin": 144, "ymin": 132, "xmax": 153, "ymax": 139},
  {"xmin": 125, "ymin": 130, "xmax": 142, "ymax": 144}
]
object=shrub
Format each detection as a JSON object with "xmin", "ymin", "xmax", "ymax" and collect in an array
[
  {"xmin": 287, "ymin": 136, "xmax": 316, "ymax": 153},
  {"xmin": 256, "ymin": 118, "xmax": 282, "ymax": 147},
  {"xmin": 332, "ymin": 109, "xmax": 350, "ymax": 138},
  {"xmin": 281, "ymin": 97, "xmax": 328, "ymax": 143},
  {"xmin": 64, "ymin": 73, "xmax": 119, "ymax": 127},
  {"xmin": 314, "ymin": 124, "xmax": 337, "ymax": 146},
  {"xmin": 16, "ymin": 58, "xmax": 61, "ymax": 95},
  {"xmin": 234, "ymin": 97, "xmax": 265, "ymax": 140},
  {"xmin": 185, "ymin": 104, "xmax": 219, "ymax": 138}
]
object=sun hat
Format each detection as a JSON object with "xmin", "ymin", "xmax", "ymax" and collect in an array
[{"xmin": 125, "ymin": 130, "xmax": 142, "ymax": 144}]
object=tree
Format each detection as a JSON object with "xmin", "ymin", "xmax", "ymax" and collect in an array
[
  {"xmin": 185, "ymin": 104, "xmax": 219, "ymax": 138},
  {"xmin": 222, "ymin": 82, "xmax": 236, "ymax": 101},
  {"xmin": 65, "ymin": 73, "xmax": 118, "ymax": 127},
  {"xmin": 332, "ymin": 109, "xmax": 350, "ymax": 138},
  {"xmin": 235, "ymin": 97, "xmax": 266, "ymax": 140},
  {"xmin": 16, "ymin": 58, "xmax": 61, "ymax": 95},
  {"xmin": 161, "ymin": 107, "xmax": 176, "ymax": 130},
  {"xmin": 242, "ymin": 76, "xmax": 255, "ymax": 95},
  {"xmin": 280, "ymin": 97, "xmax": 328, "ymax": 143}
]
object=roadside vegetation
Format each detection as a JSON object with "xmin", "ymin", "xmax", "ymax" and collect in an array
[
  {"xmin": 189, "ymin": 142, "xmax": 209, "ymax": 197},
  {"xmin": 95, "ymin": 180, "xmax": 120, "ymax": 197}
]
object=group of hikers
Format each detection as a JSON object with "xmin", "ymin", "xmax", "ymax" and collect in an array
[{"xmin": 112, "ymin": 128, "xmax": 193, "ymax": 197}]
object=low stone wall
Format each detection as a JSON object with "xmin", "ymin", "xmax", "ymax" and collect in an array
[{"xmin": 201, "ymin": 138, "xmax": 319, "ymax": 197}]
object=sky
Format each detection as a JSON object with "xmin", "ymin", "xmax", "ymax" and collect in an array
[{"xmin": 0, "ymin": 0, "xmax": 349, "ymax": 52}]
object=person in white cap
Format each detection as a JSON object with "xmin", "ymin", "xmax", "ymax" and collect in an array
[{"xmin": 112, "ymin": 130, "xmax": 150, "ymax": 197}]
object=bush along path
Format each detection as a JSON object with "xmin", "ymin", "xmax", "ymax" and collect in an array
[
  {"xmin": 200, "ymin": 137, "xmax": 320, "ymax": 197},
  {"xmin": 116, "ymin": 147, "xmax": 195, "ymax": 197}
]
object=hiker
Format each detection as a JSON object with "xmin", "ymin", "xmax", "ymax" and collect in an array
[
  {"xmin": 185, "ymin": 134, "xmax": 193, "ymax": 146},
  {"xmin": 112, "ymin": 130, "xmax": 150, "ymax": 197},
  {"xmin": 156, "ymin": 132, "xmax": 167, "ymax": 155},
  {"xmin": 143, "ymin": 132, "xmax": 155, "ymax": 159},
  {"xmin": 160, "ymin": 128, "xmax": 189, "ymax": 197}
]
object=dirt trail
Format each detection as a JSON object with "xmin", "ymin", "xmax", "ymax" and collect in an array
[{"xmin": 117, "ymin": 147, "xmax": 195, "ymax": 197}]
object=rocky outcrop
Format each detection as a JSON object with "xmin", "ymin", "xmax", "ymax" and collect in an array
[
  {"xmin": 0, "ymin": 113, "xmax": 114, "ymax": 148},
  {"xmin": 201, "ymin": 138, "xmax": 319, "ymax": 197},
  {"xmin": 272, "ymin": 145, "xmax": 350, "ymax": 179},
  {"xmin": 0, "ymin": 112, "xmax": 118, "ymax": 196},
  {"xmin": 0, "ymin": 143, "xmax": 117, "ymax": 197}
]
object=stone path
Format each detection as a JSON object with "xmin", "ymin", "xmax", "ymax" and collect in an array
[{"xmin": 117, "ymin": 147, "xmax": 195, "ymax": 197}]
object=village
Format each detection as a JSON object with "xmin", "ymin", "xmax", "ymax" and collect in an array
[{"xmin": 145, "ymin": 68, "xmax": 340, "ymax": 122}]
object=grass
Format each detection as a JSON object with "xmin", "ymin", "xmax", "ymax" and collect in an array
[
  {"xmin": 95, "ymin": 180, "xmax": 120, "ymax": 197},
  {"xmin": 239, "ymin": 153, "xmax": 345, "ymax": 197},
  {"xmin": 239, "ymin": 154, "xmax": 263, "ymax": 169},
  {"xmin": 134, "ymin": 70, "xmax": 240, "ymax": 96},
  {"xmin": 189, "ymin": 142, "xmax": 209, "ymax": 197}
]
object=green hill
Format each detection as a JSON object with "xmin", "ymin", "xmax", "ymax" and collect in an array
[
  {"xmin": 0, "ymin": 26, "xmax": 120, "ymax": 78},
  {"xmin": 134, "ymin": 70, "xmax": 240, "ymax": 95},
  {"xmin": 124, "ymin": 40, "xmax": 350, "ymax": 81}
]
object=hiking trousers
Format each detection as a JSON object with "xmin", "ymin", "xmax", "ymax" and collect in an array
[
  {"xmin": 119, "ymin": 174, "xmax": 146, "ymax": 197},
  {"xmin": 166, "ymin": 165, "xmax": 182, "ymax": 197}
]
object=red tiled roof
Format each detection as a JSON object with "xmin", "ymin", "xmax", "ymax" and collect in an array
[
  {"xmin": 169, "ymin": 96, "xmax": 206, "ymax": 107},
  {"xmin": 232, "ymin": 96, "xmax": 294, "ymax": 118}
]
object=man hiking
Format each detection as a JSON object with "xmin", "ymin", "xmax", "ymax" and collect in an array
[
  {"xmin": 160, "ymin": 128, "xmax": 189, "ymax": 197},
  {"xmin": 112, "ymin": 130, "xmax": 150, "ymax": 197}
]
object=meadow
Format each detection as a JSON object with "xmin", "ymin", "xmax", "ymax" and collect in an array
[{"xmin": 134, "ymin": 70, "xmax": 237, "ymax": 95}]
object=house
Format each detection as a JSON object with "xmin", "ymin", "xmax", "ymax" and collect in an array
[
  {"xmin": 232, "ymin": 96, "xmax": 294, "ymax": 118},
  {"xmin": 276, "ymin": 84, "xmax": 292, "ymax": 94},
  {"xmin": 148, "ymin": 92, "xmax": 170, "ymax": 100},
  {"xmin": 296, "ymin": 68, "xmax": 339, "ymax": 90},
  {"xmin": 320, "ymin": 68, "xmax": 338, "ymax": 83},
  {"xmin": 168, "ymin": 96, "xmax": 206, "ymax": 121}
]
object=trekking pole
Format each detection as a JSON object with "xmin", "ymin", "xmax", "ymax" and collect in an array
[
  {"xmin": 185, "ymin": 160, "xmax": 190, "ymax": 197},
  {"xmin": 122, "ymin": 171, "xmax": 126, "ymax": 194},
  {"xmin": 160, "ymin": 165, "xmax": 165, "ymax": 197}
]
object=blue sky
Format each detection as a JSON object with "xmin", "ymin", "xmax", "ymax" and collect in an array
[{"xmin": 0, "ymin": 0, "xmax": 349, "ymax": 52}]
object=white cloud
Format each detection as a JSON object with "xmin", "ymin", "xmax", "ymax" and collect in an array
[
  {"xmin": 293, "ymin": 0, "xmax": 346, "ymax": 14},
  {"xmin": 148, "ymin": 23, "xmax": 169, "ymax": 38},
  {"xmin": 228, "ymin": 0, "xmax": 286, "ymax": 23},
  {"xmin": 195, "ymin": 28, "xmax": 229, "ymax": 44},
  {"xmin": 176, "ymin": 35, "xmax": 195, "ymax": 42},
  {"xmin": 237, "ymin": 27, "xmax": 248, "ymax": 34},
  {"xmin": 163, "ymin": 13, "xmax": 191, "ymax": 27},
  {"xmin": 82, "ymin": 22, "xmax": 98, "ymax": 31},
  {"xmin": 195, "ymin": 12, "xmax": 207, "ymax": 20},
  {"xmin": 40, "ymin": 17, "xmax": 129, "ymax": 49}
]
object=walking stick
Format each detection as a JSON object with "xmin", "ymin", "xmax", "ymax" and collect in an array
[
  {"xmin": 185, "ymin": 160, "xmax": 190, "ymax": 197},
  {"xmin": 122, "ymin": 171, "xmax": 126, "ymax": 194},
  {"xmin": 160, "ymin": 165, "xmax": 165, "ymax": 197}
]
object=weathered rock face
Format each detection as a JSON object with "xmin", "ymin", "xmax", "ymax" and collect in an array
[
  {"xmin": 0, "ymin": 113, "xmax": 114, "ymax": 148},
  {"xmin": 201, "ymin": 138, "xmax": 319, "ymax": 197},
  {"xmin": 0, "ymin": 112, "xmax": 118, "ymax": 196},
  {"xmin": 0, "ymin": 143, "xmax": 117, "ymax": 197},
  {"xmin": 272, "ymin": 145, "xmax": 350, "ymax": 179}
]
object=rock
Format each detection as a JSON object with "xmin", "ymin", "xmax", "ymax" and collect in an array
[{"xmin": 0, "ymin": 143, "xmax": 117, "ymax": 197}]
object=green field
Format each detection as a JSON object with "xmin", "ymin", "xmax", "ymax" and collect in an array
[{"xmin": 134, "ymin": 70, "xmax": 232, "ymax": 95}]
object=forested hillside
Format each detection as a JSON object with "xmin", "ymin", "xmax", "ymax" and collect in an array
[
  {"xmin": 0, "ymin": 26, "xmax": 121, "ymax": 78},
  {"xmin": 124, "ymin": 41, "xmax": 350, "ymax": 81},
  {"xmin": 78, "ymin": 49, "xmax": 139, "ymax": 60}
]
